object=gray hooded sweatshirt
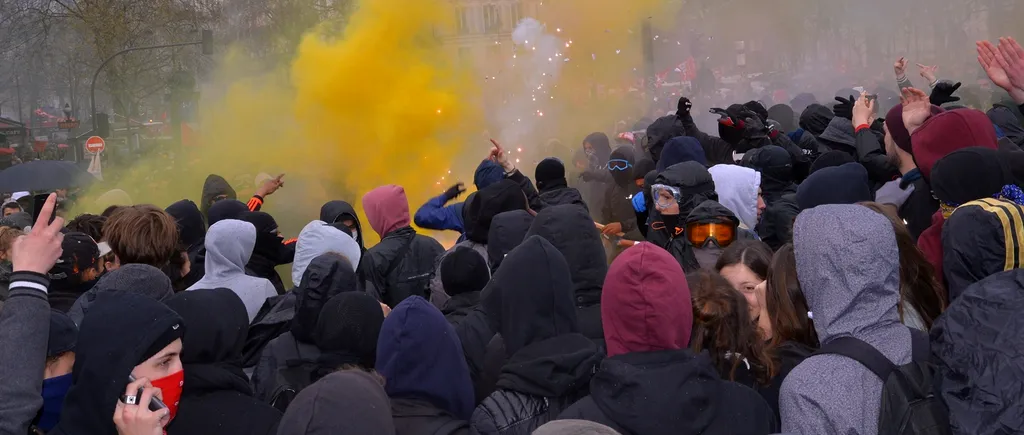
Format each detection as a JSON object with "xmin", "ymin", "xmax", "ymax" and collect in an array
[
  {"xmin": 780, "ymin": 204, "xmax": 912, "ymax": 435},
  {"xmin": 187, "ymin": 219, "xmax": 277, "ymax": 322},
  {"xmin": 291, "ymin": 220, "xmax": 362, "ymax": 285}
]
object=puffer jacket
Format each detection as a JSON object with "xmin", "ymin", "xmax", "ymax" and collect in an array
[{"xmin": 471, "ymin": 236, "xmax": 603, "ymax": 435}]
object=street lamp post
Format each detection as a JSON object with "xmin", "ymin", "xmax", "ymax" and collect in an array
[{"xmin": 89, "ymin": 30, "xmax": 213, "ymax": 134}]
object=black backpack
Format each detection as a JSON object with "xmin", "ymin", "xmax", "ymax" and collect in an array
[
  {"xmin": 380, "ymin": 236, "xmax": 436, "ymax": 308},
  {"xmin": 814, "ymin": 329, "xmax": 950, "ymax": 435},
  {"xmin": 268, "ymin": 340, "xmax": 318, "ymax": 412}
]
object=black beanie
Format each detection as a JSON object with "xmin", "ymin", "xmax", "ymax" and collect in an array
[
  {"xmin": 441, "ymin": 247, "xmax": 490, "ymax": 296},
  {"xmin": 535, "ymin": 158, "xmax": 566, "ymax": 191}
]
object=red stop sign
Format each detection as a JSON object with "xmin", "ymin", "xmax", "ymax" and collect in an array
[{"xmin": 85, "ymin": 136, "xmax": 105, "ymax": 153}]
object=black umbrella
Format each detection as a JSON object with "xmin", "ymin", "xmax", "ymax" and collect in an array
[{"xmin": 0, "ymin": 160, "xmax": 95, "ymax": 193}]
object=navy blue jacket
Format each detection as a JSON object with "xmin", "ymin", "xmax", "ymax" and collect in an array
[{"xmin": 413, "ymin": 160, "xmax": 505, "ymax": 234}]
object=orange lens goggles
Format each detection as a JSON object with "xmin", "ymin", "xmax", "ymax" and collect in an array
[{"xmin": 686, "ymin": 222, "xmax": 737, "ymax": 247}]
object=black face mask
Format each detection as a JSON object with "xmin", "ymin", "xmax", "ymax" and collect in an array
[{"xmin": 662, "ymin": 214, "xmax": 680, "ymax": 234}]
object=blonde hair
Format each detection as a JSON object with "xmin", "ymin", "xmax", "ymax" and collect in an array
[{"xmin": 0, "ymin": 227, "xmax": 24, "ymax": 259}]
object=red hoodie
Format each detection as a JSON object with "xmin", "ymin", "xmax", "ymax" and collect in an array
[
  {"xmin": 602, "ymin": 242, "xmax": 692, "ymax": 358},
  {"xmin": 362, "ymin": 185, "xmax": 411, "ymax": 238}
]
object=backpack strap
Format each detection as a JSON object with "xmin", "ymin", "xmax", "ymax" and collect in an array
[
  {"xmin": 383, "ymin": 235, "xmax": 415, "ymax": 278},
  {"xmin": 813, "ymin": 336, "xmax": 897, "ymax": 381},
  {"xmin": 908, "ymin": 328, "xmax": 930, "ymax": 363}
]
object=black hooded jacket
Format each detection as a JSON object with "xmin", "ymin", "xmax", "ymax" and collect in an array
[
  {"xmin": 201, "ymin": 174, "xmax": 238, "ymax": 219},
  {"xmin": 601, "ymin": 147, "xmax": 643, "ymax": 242},
  {"xmin": 485, "ymin": 210, "xmax": 534, "ymax": 272},
  {"xmin": 464, "ymin": 180, "xmax": 530, "ymax": 245},
  {"xmin": 799, "ymin": 104, "xmax": 834, "ymax": 137},
  {"xmin": 240, "ymin": 211, "xmax": 290, "ymax": 294},
  {"xmin": 533, "ymin": 179, "xmax": 588, "ymax": 213},
  {"xmin": 166, "ymin": 199, "xmax": 207, "ymax": 290},
  {"xmin": 558, "ymin": 350, "xmax": 775, "ymax": 435},
  {"xmin": 647, "ymin": 162, "xmax": 718, "ymax": 272},
  {"xmin": 319, "ymin": 200, "xmax": 365, "ymax": 252},
  {"xmin": 472, "ymin": 236, "xmax": 603, "ymax": 435},
  {"xmin": 932, "ymin": 269, "xmax": 1024, "ymax": 435},
  {"xmin": 675, "ymin": 112, "xmax": 736, "ymax": 165},
  {"xmin": 165, "ymin": 289, "xmax": 282, "ymax": 435},
  {"xmin": 524, "ymin": 205, "xmax": 607, "ymax": 345},
  {"xmin": 251, "ymin": 253, "xmax": 360, "ymax": 403},
  {"xmin": 50, "ymin": 292, "xmax": 185, "ymax": 435}
]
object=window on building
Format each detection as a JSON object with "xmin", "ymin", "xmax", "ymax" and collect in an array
[
  {"xmin": 456, "ymin": 6, "xmax": 470, "ymax": 35},
  {"xmin": 483, "ymin": 4, "xmax": 502, "ymax": 35}
]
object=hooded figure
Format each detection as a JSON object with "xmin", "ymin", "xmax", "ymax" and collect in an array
[
  {"xmin": 165, "ymin": 289, "xmax": 282, "ymax": 435},
  {"xmin": 743, "ymin": 145, "xmax": 796, "ymax": 205},
  {"xmin": 320, "ymin": 200, "xmax": 366, "ymax": 252},
  {"xmin": 439, "ymin": 247, "xmax": 490, "ymax": 325},
  {"xmin": 792, "ymin": 104, "xmax": 834, "ymax": 150},
  {"xmin": 815, "ymin": 117, "xmax": 857, "ymax": 154},
  {"xmin": 780, "ymin": 205, "xmax": 912, "ymax": 435},
  {"xmin": 251, "ymin": 253, "xmax": 361, "ymax": 403},
  {"xmin": 67, "ymin": 264, "xmax": 175, "ymax": 326},
  {"xmin": 524, "ymin": 205, "xmax": 608, "ymax": 345},
  {"xmin": 187, "ymin": 219, "xmax": 278, "ymax": 322},
  {"xmin": 600, "ymin": 146, "xmax": 643, "ymax": 244},
  {"xmin": 463, "ymin": 180, "xmax": 530, "ymax": 244},
  {"xmin": 201, "ymin": 174, "xmax": 238, "ymax": 219},
  {"xmin": 795, "ymin": 162, "xmax": 873, "ymax": 211},
  {"xmin": 291, "ymin": 220, "xmax": 361, "ymax": 286},
  {"xmin": 0, "ymin": 211, "xmax": 32, "ymax": 231},
  {"xmin": 685, "ymin": 200, "xmax": 748, "ymax": 271},
  {"xmin": 931, "ymin": 269, "xmax": 1024, "ymax": 435},
  {"xmin": 485, "ymin": 210, "xmax": 534, "ymax": 272},
  {"xmin": 709, "ymin": 164, "xmax": 762, "ymax": 232},
  {"xmin": 239, "ymin": 211, "xmax": 290, "ymax": 294},
  {"xmin": 532, "ymin": 158, "xmax": 587, "ymax": 212},
  {"xmin": 473, "ymin": 236, "xmax": 603, "ymax": 435},
  {"xmin": 942, "ymin": 198, "xmax": 1024, "ymax": 302},
  {"xmin": 656, "ymin": 136, "xmax": 708, "ymax": 172},
  {"xmin": 646, "ymin": 162, "xmax": 718, "ymax": 271},
  {"xmin": 559, "ymin": 243, "xmax": 775, "ymax": 435},
  {"xmin": 165, "ymin": 199, "xmax": 207, "ymax": 289},
  {"xmin": 49, "ymin": 292, "xmax": 185, "ymax": 435},
  {"xmin": 414, "ymin": 160, "xmax": 507, "ymax": 236},
  {"xmin": 312, "ymin": 292, "xmax": 385, "ymax": 381},
  {"xmin": 377, "ymin": 296, "xmax": 474, "ymax": 434},
  {"xmin": 361, "ymin": 185, "xmax": 445, "ymax": 307},
  {"xmin": 768, "ymin": 104, "xmax": 797, "ymax": 133},
  {"xmin": 277, "ymin": 371, "xmax": 396, "ymax": 435},
  {"xmin": 583, "ymin": 132, "xmax": 613, "ymax": 167}
]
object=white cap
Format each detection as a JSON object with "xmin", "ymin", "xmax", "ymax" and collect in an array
[{"xmin": 10, "ymin": 191, "xmax": 29, "ymax": 202}]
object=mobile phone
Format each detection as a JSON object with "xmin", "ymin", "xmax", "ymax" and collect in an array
[
  {"xmin": 127, "ymin": 374, "xmax": 167, "ymax": 412},
  {"xmin": 865, "ymin": 94, "xmax": 878, "ymax": 103}
]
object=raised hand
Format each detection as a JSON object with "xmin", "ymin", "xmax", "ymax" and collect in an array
[
  {"xmin": 894, "ymin": 57, "xmax": 908, "ymax": 77},
  {"xmin": 489, "ymin": 139, "xmax": 513, "ymax": 172},
  {"xmin": 900, "ymin": 88, "xmax": 932, "ymax": 135},
  {"xmin": 917, "ymin": 63, "xmax": 939, "ymax": 84},
  {"xmin": 930, "ymin": 81, "xmax": 962, "ymax": 106},
  {"xmin": 11, "ymin": 193, "xmax": 64, "ymax": 275},
  {"xmin": 997, "ymin": 37, "xmax": 1024, "ymax": 92},
  {"xmin": 852, "ymin": 92, "xmax": 877, "ymax": 128},
  {"xmin": 833, "ymin": 95, "xmax": 856, "ymax": 120},
  {"xmin": 978, "ymin": 39, "xmax": 1024, "ymax": 104}
]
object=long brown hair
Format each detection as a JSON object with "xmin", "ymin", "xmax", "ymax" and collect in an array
[
  {"xmin": 766, "ymin": 244, "xmax": 818, "ymax": 350},
  {"xmin": 859, "ymin": 202, "xmax": 946, "ymax": 329},
  {"xmin": 689, "ymin": 270, "xmax": 775, "ymax": 385}
]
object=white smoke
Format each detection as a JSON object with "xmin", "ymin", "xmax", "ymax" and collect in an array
[{"xmin": 495, "ymin": 18, "xmax": 565, "ymax": 156}]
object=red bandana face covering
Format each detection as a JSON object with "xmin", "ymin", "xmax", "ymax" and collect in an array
[{"xmin": 150, "ymin": 370, "xmax": 184, "ymax": 424}]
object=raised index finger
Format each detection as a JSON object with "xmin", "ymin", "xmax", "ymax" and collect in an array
[{"xmin": 489, "ymin": 138, "xmax": 504, "ymax": 153}]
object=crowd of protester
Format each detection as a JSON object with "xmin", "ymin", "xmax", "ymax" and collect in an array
[{"xmin": 1, "ymin": 38, "xmax": 1024, "ymax": 435}]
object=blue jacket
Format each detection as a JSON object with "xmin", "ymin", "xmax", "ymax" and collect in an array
[
  {"xmin": 376, "ymin": 296, "xmax": 475, "ymax": 421},
  {"xmin": 413, "ymin": 160, "xmax": 505, "ymax": 234}
]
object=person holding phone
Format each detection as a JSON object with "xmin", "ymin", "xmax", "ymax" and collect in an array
[{"xmin": 48, "ymin": 291, "xmax": 185, "ymax": 435}]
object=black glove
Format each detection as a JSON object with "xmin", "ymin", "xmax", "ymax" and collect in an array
[
  {"xmin": 930, "ymin": 81, "xmax": 962, "ymax": 106},
  {"xmin": 443, "ymin": 182, "xmax": 466, "ymax": 201},
  {"xmin": 677, "ymin": 97, "xmax": 693, "ymax": 116},
  {"xmin": 833, "ymin": 95, "xmax": 855, "ymax": 120},
  {"xmin": 709, "ymin": 107, "xmax": 730, "ymax": 120}
]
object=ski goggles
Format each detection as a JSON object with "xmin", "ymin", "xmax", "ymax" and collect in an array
[
  {"xmin": 686, "ymin": 221, "xmax": 737, "ymax": 248},
  {"xmin": 651, "ymin": 184, "xmax": 681, "ymax": 209},
  {"xmin": 608, "ymin": 159, "xmax": 633, "ymax": 171}
]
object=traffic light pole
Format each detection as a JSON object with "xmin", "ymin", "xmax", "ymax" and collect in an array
[{"xmin": 89, "ymin": 32, "xmax": 212, "ymax": 133}]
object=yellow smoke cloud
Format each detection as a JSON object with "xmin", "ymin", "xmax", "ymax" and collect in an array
[{"xmin": 76, "ymin": 0, "xmax": 480, "ymax": 245}]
